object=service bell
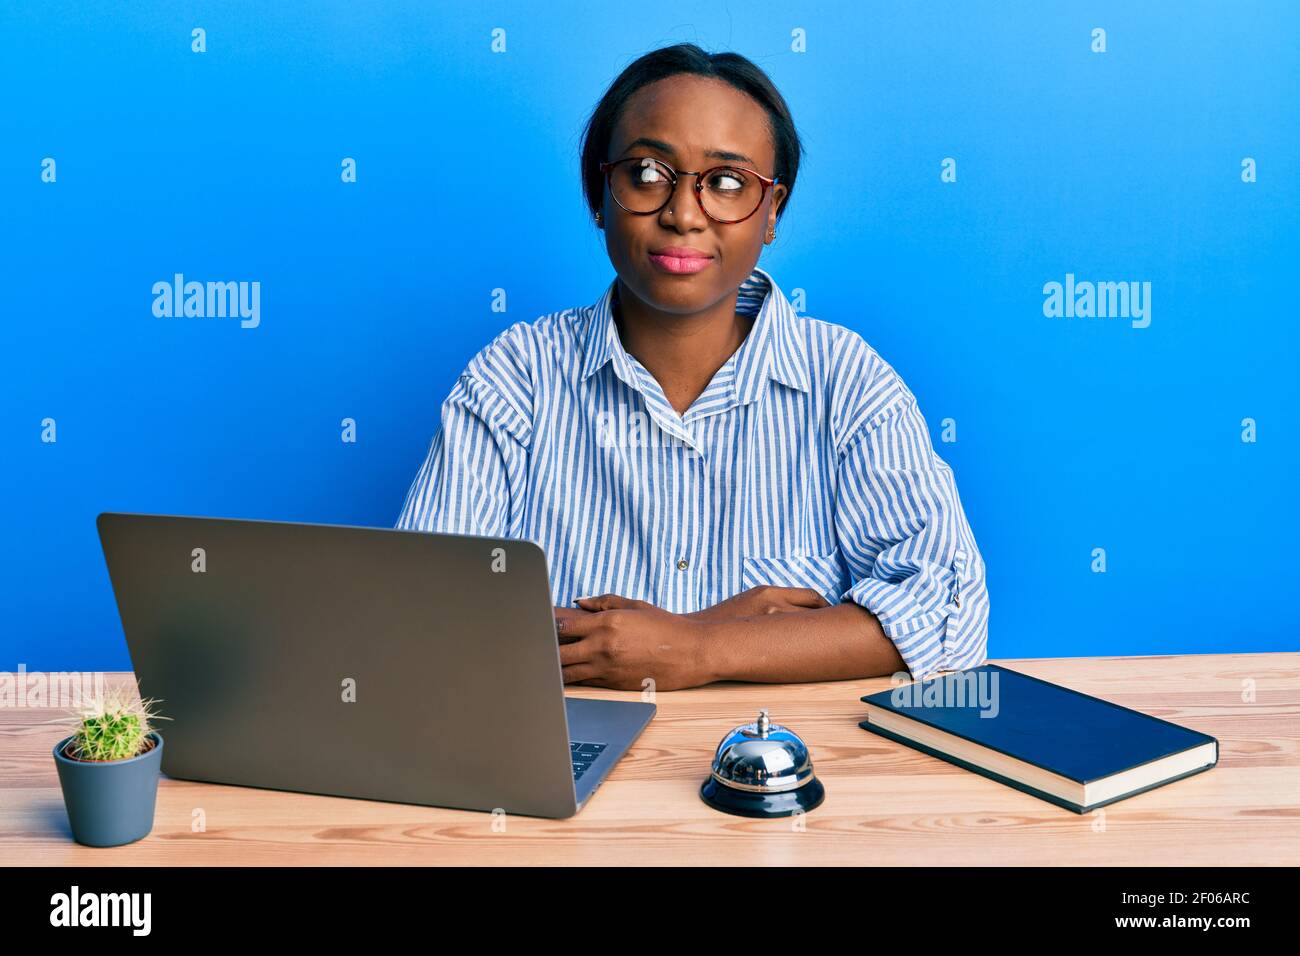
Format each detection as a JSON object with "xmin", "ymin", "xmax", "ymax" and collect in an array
[{"xmin": 700, "ymin": 708, "xmax": 826, "ymax": 818}]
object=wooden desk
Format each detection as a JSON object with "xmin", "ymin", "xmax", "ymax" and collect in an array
[{"xmin": 2, "ymin": 653, "xmax": 1297, "ymax": 865}]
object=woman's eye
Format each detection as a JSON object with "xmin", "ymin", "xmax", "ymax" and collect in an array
[
  {"xmin": 629, "ymin": 161, "xmax": 669, "ymax": 185},
  {"xmin": 709, "ymin": 171, "xmax": 746, "ymax": 191}
]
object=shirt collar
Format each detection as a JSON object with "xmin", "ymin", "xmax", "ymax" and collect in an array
[{"xmin": 578, "ymin": 264, "xmax": 811, "ymax": 406}]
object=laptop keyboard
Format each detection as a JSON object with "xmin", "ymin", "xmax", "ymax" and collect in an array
[{"xmin": 570, "ymin": 741, "xmax": 608, "ymax": 780}]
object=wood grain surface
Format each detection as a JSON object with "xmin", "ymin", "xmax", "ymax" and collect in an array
[{"xmin": 2, "ymin": 653, "xmax": 1296, "ymax": 865}]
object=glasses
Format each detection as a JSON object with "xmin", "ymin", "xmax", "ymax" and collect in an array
[{"xmin": 598, "ymin": 156, "xmax": 779, "ymax": 224}]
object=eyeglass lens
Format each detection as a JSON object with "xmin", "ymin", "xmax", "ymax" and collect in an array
[{"xmin": 609, "ymin": 157, "xmax": 764, "ymax": 222}]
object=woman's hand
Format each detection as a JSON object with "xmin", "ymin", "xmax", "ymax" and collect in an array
[
  {"xmin": 553, "ymin": 587, "xmax": 901, "ymax": 687},
  {"xmin": 684, "ymin": 585, "xmax": 829, "ymax": 623},
  {"xmin": 554, "ymin": 594, "xmax": 713, "ymax": 691}
]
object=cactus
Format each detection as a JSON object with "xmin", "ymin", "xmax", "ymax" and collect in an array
[{"xmin": 62, "ymin": 684, "xmax": 170, "ymax": 762}]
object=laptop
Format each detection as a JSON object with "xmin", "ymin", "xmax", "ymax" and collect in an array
[{"xmin": 95, "ymin": 512, "xmax": 655, "ymax": 818}]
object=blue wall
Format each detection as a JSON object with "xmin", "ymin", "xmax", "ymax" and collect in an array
[{"xmin": 4, "ymin": 1, "xmax": 1296, "ymax": 671}]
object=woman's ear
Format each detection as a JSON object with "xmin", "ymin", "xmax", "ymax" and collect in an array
[{"xmin": 772, "ymin": 184, "xmax": 788, "ymax": 219}]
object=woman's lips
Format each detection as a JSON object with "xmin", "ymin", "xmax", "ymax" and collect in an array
[{"xmin": 648, "ymin": 250, "xmax": 715, "ymax": 275}]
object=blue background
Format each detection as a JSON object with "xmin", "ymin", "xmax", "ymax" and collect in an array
[{"xmin": 4, "ymin": 1, "xmax": 1296, "ymax": 671}]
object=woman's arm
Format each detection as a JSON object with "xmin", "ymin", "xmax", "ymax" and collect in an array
[
  {"xmin": 556, "ymin": 593, "xmax": 905, "ymax": 690},
  {"xmin": 698, "ymin": 601, "xmax": 907, "ymax": 683}
]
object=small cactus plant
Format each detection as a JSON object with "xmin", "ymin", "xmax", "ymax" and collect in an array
[{"xmin": 62, "ymin": 684, "xmax": 170, "ymax": 762}]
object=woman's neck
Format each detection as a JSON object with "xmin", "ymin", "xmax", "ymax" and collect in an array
[{"xmin": 614, "ymin": 281, "xmax": 754, "ymax": 417}]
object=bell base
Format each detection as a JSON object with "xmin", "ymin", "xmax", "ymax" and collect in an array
[{"xmin": 699, "ymin": 776, "xmax": 825, "ymax": 818}]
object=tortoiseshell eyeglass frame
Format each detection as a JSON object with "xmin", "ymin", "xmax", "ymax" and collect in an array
[{"xmin": 598, "ymin": 156, "xmax": 780, "ymax": 225}]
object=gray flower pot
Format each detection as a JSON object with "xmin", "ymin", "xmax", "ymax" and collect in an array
[{"xmin": 53, "ymin": 731, "xmax": 163, "ymax": 847}]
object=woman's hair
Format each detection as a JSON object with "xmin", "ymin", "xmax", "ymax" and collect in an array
[{"xmin": 579, "ymin": 43, "xmax": 804, "ymax": 226}]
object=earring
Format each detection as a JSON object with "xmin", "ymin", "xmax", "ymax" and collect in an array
[
  {"xmin": 595, "ymin": 211, "xmax": 603, "ymax": 225},
  {"xmin": 767, "ymin": 227, "xmax": 776, "ymax": 241}
]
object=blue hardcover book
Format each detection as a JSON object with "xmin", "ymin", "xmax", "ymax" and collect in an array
[{"xmin": 858, "ymin": 664, "xmax": 1218, "ymax": 813}]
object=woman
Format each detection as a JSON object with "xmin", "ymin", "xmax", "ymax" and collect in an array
[{"xmin": 397, "ymin": 44, "xmax": 989, "ymax": 690}]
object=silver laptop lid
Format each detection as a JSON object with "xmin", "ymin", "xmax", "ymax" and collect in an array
[{"xmin": 96, "ymin": 512, "xmax": 578, "ymax": 818}]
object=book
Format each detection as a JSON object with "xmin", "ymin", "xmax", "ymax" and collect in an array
[{"xmin": 858, "ymin": 663, "xmax": 1218, "ymax": 813}]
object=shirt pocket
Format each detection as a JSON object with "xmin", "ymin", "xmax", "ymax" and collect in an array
[{"xmin": 740, "ymin": 551, "xmax": 848, "ymax": 607}]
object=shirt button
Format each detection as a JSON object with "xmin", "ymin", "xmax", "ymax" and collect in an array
[{"xmin": 676, "ymin": 558, "xmax": 689, "ymax": 571}]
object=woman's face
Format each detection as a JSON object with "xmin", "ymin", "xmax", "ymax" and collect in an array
[{"xmin": 600, "ymin": 73, "xmax": 788, "ymax": 317}]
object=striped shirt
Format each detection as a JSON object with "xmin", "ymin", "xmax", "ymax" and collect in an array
[{"xmin": 396, "ymin": 265, "xmax": 989, "ymax": 679}]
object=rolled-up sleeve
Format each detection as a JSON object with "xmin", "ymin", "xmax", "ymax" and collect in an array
[
  {"xmin": 395, "ymin": 328, "xmax": 533, "ymax": 537},
  {"xmin": 834, "ymin": 388, "xmax": 990, "ymax": 680}
]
